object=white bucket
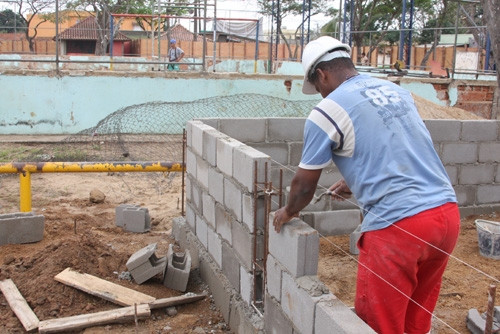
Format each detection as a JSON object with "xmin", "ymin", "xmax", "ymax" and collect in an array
[{"xmin": 475, "ymin": 219, "xmax": 500, "ymax": 260}]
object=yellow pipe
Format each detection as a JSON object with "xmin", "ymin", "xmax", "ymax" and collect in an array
[
  {"xmin": 19, "ymin": 171, "xmax": 31, "ymax": 212},
  {"xmin": 0, "ymin": 161, "xmax": 185, "ymax": 212}
]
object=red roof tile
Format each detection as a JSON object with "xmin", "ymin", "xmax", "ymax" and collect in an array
[
  {"xmin": 57, "ymin": 16, "xmax": 130, "ymax": 41},
  {"xmin": 160, "ymin": 24, "xmax": 200, "ymax": 41}
]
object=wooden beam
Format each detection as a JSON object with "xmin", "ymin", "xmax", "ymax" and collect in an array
[
  {"xmin": 54, "ymin": 268, "xmax": 155, "ymax": 306},
  {"xmin": 149, "ymin": 293, "xmax": 207, "ymax": 310},
  {"xmin": 38, "ymin": 303, "xmax": 150, "ymax": 333},
  {"xmin": 0, "ymin": 279, "xmax": 39, "ymax": 332}
]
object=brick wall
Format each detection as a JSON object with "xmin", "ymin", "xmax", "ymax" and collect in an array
[{"xmin": 175, "ymin": 118, "xmax": 500, "ymax": 334}]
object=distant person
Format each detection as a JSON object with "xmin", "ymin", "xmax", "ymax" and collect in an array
[
  {"xmin": 361, "ymin": 52, "xmax": 369, "ymax": 66},
  {"xmin": 272, "ymin": 36, "xmax": 460, "ymax": 334},
  {"xmin": 168, "ymin": 39, "xmax": 184, "ymax": 71}
]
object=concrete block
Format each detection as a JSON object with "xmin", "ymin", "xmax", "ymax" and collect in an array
[
  {"xmin": 195, "ymin": 215, "xmax": 208, "ymax": 249},
  {"xmin": 445, "ymin": 165, "xmax": 458, "ymax": 185},
  {"xmin": 424, "ymin": 119, "xmax": 461, "ymax": 142},
  {"xmin": 185, "ymin": 232, "xmax": 200, "ymax": 269},
  {"xmin": 191, "ymin": 122, "xmax": 213, "ymax": 156},
  {"xmin": 191, "ymin": 180, "xmax": 202, "ymax": 212},
  {"xmin": 186, "ymin": 148, "xmax": 197, "ymax": 178},
  {"xmin": 163, "ymin": 244, "xmax": 191, "ymax": 292},
  {"xmin": 197, "ymin": 118, "xmax": 219, "ymax": 130},
  {"xmin": 454, "ymin": 185, "xmax": 477, "ymax": 207},
  {"xmin": 202, "ymin": 192, "xmax": 216, "ymax": 228},
  {"xmin": 207, "ymin": 226, "xmax": 222, "ymax": 267},
  {"xmin": 349, "ymin": 225, "xmax": 362, "ymax": 255},
  {"xmin": 267, "ymin": 118, "xmax": 305, "ymax": 142},
  {"xmin": 466, "ymin": 308, "xmax": 500, "ymax": 334},
  {"xmin": 477, "ymin": 185, "xmax": 500, "ymax": 204},
  {"xmin": 289, "ymin": 142, "xmax": 304, "ymax": 166},
  {"xmin": 229, "ymin": 298, "xmax": 265, "ymax": 334},
  {"xmin": 122, "ymin": 207, "xmax": 151, "ymax": 233},
  {"xmin": 311, "ymin": 210, "xmax": 361, "ymax": 236},
  {"xmin": 242, "ymin": 193, "xmax": 266, "ymax": 232},
  {"xmin": 208, "ymin": 167, "xmax": 224, "ymax": 204},
  {"xmin": 185, "ymin": 120, "xmax": 196, "ymax": 149},
  {"xmin": 479, "ymin": 142, "xmax": 500, "ymax": 163},
  {"xmin": 240, "ymin": 266, "xmax": 253, "ymax": 305},
  {"xmin": 0, "ymin": 212, "xmax": 45, "ymax": 246},
  {"xmin": 315, "ymin": 296, "xmax": 376, "ymax": 333},
  {"xmin": 185, "ymin": 203, "xmax": 196, "ymax": 232},
  {"xmin": 215, "ymin": 203, "xmax": 233, "ymax": 244},
  {"xmin": 233, "ymin": 145, "xmax": 271, "ymax": 192},
  {"xmin": 185, "ymin": 176, "xmax": 192, "ymax": 203},
  {"xmin": 249, "ymin": 143, "xmax": 289, "ymax": 166},
  {"xmin": 216, "ymin": 136, "xmax": 243, "ymax": 177},
  {"xmin": 266, "ymin": 254, "xmax": 282, "ymax": 302},
  {"xmin": 219, "ymin": 118, "xmax": 267, "ymax": 143},
  {"xmin": 199, "ymin": 252, "xmax": 232, "ymax": 322},
  {"xmin": 115, "ymin": 204, "xmax": 138, "ymax": 227},
  {"xmin": 441, "ymin": 142, "xmax": 478, "ymax": 164},
  {"xmin": 264, "ymin": 294, "xmax": 293, "ymax": 334},
  {"xmin": 497, "ymin": 167, "xmax": 500, "ymax": 183},
  {"xmin": 459, "ymin": 164, "xmax": 495, "ymax": 185},
  {"xmin": 172, "ymin": 216, "xmax": 187, "ymax": 247},
  {"xmin": 231, "ymin": 221, "xmax": 253, "ymax": 270},
  {"xmin": 222, "ymin": 242, "xmax": 240, "ymax": 292},
  {"xmin": 268, "ymin": 214, "xmax": 319, "ymax": 278},
  {"xmin": 126, "ymin": 243, "xmax": 167, "ymax": 284},
  {"xmin": 224, "ymin": 177, "xmax": 242, "ymax": 222},
  {"xmin": 461, "ymin": 120, "xmax": 499, "ymax": 142},
  {"xmin": 281, "ymin": 273, "xmax": 325, "ymax": 334},
  {"xmin": 203, "ymin": 127, "xmax": 224, "ymax": 166},
  {"xmin": 197, "ymin": 156, "xmax": 209, "ymax": 189}
]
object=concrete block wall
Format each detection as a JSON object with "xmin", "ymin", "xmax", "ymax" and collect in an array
[{"xmin": 179, "ymin": 117, "xmax": 500, "ymax": 333}]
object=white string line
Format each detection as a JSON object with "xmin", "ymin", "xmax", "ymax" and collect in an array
[
  {"xmin": 266, "ymin": 194, "xmax": 461, "ymax": 334},
  {"xmin": 270, "ymin": 158, "xmax": 500, "ymax": 284}
]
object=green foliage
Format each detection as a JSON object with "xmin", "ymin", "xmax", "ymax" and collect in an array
[{"xmin": 0, "ymin": 9, "xmax": 26, "ymax": 33}]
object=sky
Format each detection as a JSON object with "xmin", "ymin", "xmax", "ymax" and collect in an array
[{"xmin": 211, "ymin": 0, "xmax": 335, "ymax": 33}]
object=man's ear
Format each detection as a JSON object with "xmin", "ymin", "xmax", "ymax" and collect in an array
[{"xmin": 315, "ymin": 68, "xmax": 327, "ymax": 82}]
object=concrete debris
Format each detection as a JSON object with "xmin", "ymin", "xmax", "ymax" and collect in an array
[
  {"xmin": 163, "ymin": 244, "xmax": 192, "ymax": 292},
  {"xmin": 466, "ymin": 306, "xmax": 500, "ymax": 334},
  {"xmin": 126, "ymin": 243, "xmax": 167, "ymax": 284}
]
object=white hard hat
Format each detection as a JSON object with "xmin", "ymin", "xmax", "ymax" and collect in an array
[{"xmin": 301, "ymin": 36, "xmax": 351, "ymax": 94}]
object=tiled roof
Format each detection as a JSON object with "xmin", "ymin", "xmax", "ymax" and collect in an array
[
  {"xmin": 57, "ymin": 16, "xmax": 130, "ymax": 41},
  {"xmin": 160, "ymin": 24, "xmax": 200, "ymax": 41}
]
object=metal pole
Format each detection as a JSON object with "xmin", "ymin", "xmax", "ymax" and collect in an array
[
  {"xmin": 406, "ymin": 0, "xmax": 414, "ymax": 67},
  {"xmin": 254, "ymin": 19, "xmax": 260, "ymax": 73},
  {"xmin": 275, "ymin": 0, "xmax": 280, "ymax": 62},
  {"xmin": 55, "ymin": 0, "xmax": 59, "ymax": 73},
  {"xmin": 109, "ymin": 14, "xmax": 114, "ymax": 70},
  {"xmin": 399, "ymin": 0, "xmax": 407, "ymax": 61},
  {"xmin": 269, "ymin": 0, "xmax": 274, "ymax": 73},
  {"xmin": 202, "ymin": 0, "xmax": 207, "ymax": 71},
  {"xmin": 212, "ymin": 0, "xmax": 217, "ymax": 72},
  {"xmin": 485, "ymin": 31, "xmax": 491, "ymax": 70},
  {"xmin": 452, "ymin": 0, "xmax": 461, "ymax": 79},
  {"xmin": 19, "ymin": 172, "xmax": 31, "ymax": 212}
]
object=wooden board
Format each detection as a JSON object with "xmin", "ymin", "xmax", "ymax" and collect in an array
[
  {"xmin": 0, "ymin": 279, "xmax": 39, "ymax": 332},
  {"xmin": 38, "ymin": 303, "xmax": 150, "ymax": 333},
  {"xmin": 54, "ymin": 268, "xmax": 155, "ymax": 306},
  {"xmin": 149, "ymin": 293, "xmax": 206, "ymax": 310}
]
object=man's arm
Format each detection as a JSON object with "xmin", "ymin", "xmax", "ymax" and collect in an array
[
  {"xmin": 176, "ymin": 48, "xmax": 185, "ymax": 62},
  {"xmin": 273, "ymin": 167, "xmax": 322, "ymax": 232}
]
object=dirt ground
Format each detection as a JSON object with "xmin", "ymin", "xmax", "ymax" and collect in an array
[{"xmin": 0, "ymin": 96, "xmax": 497, "ymax": 333}]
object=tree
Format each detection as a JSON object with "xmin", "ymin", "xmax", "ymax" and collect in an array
[
  {"xmin": 9, "ymin": 0, "xmax": 54, "ymax": 52},
  {"xmin": 0, "ymin": 9, "xmax": 27, "ymax": 33},
  {"xmin": 257, "ymin": 0, "xmax": 333, "ymax": 60},
  {"xmin": 481, "ymin": 0, "xmax": 500, "ymax": 112}
]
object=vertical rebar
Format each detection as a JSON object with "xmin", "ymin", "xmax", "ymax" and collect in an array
[
  {"xmin": 181, "ymin": 128, "xmax": 186, "ymax": 216},
  {"xmin": 485, "ymin": 284, "xmax": 496, "ymax": 334},
  {"xmin": 252, "ymin": 160, "xmax": 258, "ymax": 305}
]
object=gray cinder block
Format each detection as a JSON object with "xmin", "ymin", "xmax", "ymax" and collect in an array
[
  {"xmin": 115, "ymin": 204, "xmax": 139, "ymax": 227},
  {"xmin": 349, "ymin": 225, "xmax": 362, "ymax": 255},
  {"xmin": 163, "ymin": 244, "xmax": 192, "ymax": 292},
  {"xmin": 126, "ymin": 243, "xmax": 167, "ymax": 284},
  {"xmin": 315, "ymin": 297, "xmax": 376, "ymax": 333},
  {"xmin": 0, "ymin": 212, "xmax": 44, "ymax": 245},
  {"xmin": 466, "ymin": 308, "xmax": 500, "ymax": 334},
  {"xmin": 122, "ymin": 207, "xmax": 151, "ymax": 233}
]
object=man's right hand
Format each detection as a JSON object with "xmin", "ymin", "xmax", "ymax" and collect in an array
[{"xmin": 329, "ymin": 179, "xmax": 352, "ymax": 201}]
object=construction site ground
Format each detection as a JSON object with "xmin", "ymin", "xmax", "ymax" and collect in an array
[{"xmin": 0, "ymin": 95, "xmax": 498, "ymax": 333}]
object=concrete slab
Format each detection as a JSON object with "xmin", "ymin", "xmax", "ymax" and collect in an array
[{"xmin": 0, "ymin": 212, "xmax": 44, "ymax": 245}]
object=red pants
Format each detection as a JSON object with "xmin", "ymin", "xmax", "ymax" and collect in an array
[{"xmin": 355, "ymin": 202, "xmax": 460, "ymax": 334}]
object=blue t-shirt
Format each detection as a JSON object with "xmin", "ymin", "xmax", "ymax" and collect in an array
[{"xmin": 300, "ymin": 74, "xmax": 457, "ymax": 232}]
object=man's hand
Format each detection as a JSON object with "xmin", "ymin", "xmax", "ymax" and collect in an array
[
  {"xmin": 273, "ymin": 207, "xmax": 299, "ymax": 233},
  {"xmin": 329, "ymin": 179, "xmax": 352, "ymax": 201}
]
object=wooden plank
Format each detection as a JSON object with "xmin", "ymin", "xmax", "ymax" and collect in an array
[
  {"xmin": 0, "ymin": 279, "xmax": 39, "ymax": 332},
  {"xmin": 149, "ymin": 293, "xmax": 207, "ymax": 310},
  {"xmin": 38, "ymin": 303, "xmax": 150, "ymax": 333},
  {"xmin": 54, "ymin": 268, "xmax": 155, "ymax": 306}
]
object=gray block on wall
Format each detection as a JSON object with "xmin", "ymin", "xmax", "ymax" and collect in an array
[
  {"xmin": 424, "ymin": 119, "xmax": 461, "ymax": 142},
  {"xmin": 264, "ymin": 294, "xmax": 294, "ymax": 334},
  {"xmin": 0, "ymin": 212, "xmax": 45, "ymax": 245},
  {"xmin": 461, "ymin": 120, "xmax": 499, "ymax": 142},
  {"xmin": 219, "ymin": 118, "xmax": 267, "ymax": 143},
  {"xmin": 315, "ymin": 296, "xmax": 376, "ymax": 333},
  {"xmin": 441, "ymin": 142, "xmax": 478, "ymax": 164}
]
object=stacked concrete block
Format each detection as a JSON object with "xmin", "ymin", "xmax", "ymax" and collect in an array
[
  {"xmin": 268, "ymin": 214, "xmax": 319, "ymax": 277},
  {"xmin": 126, "ymin": 243, "xmax": 167, "ymax": 284},
  {"xmin": 315, "ymin": 296, "xmax": 376, "ymax": 333},
  {"xmin": 349, "ymin": 225, "xmax": 362, "ymax": 255},
  {"xmin": 0, "ymin": 212, "xmax": 44, "ymax": 245},
  {"xmin": 163, "ymin": 244, "xmax": 191, "ymax": 292},
  {"xmin": 300, "ymin": 210, "xmax": 361, "ymax": 236},
  {"xmin": 115, "ymin": 204, "xmax": 150, "ymax": 233}
]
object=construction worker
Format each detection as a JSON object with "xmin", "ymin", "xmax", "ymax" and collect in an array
[
  {"xmin": 272, "ymin": 36, "xmax": 460, "ymax": 334},
  {"xmin": 167, "ymin": 39, "xmax": 184, "ymax": 71}
]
